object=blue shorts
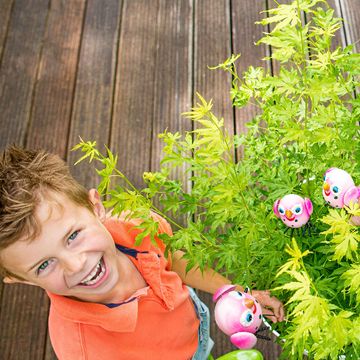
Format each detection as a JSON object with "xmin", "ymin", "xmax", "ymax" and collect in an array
[{"xmin": 188, "ymin": 287, "xmax": 214, "ymax": 360}]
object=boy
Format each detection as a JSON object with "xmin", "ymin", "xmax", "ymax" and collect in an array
[{"xmin": 0, "ymin": 146, "xmax": 284, "ymax": 360}]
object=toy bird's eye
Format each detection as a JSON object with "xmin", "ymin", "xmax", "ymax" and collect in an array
[
  {"xmin": 240, "ymin": 310, "xmax": 254, "ymax": 327},
  {"xmin": 291, "ymin": 204, "xmax": 303, "ymax": 215},
  {"xmin": 278, "ymin": 206, "xmax": 285, "ymax": 215},
  {"xmin": 332, "ymin": 186, "xmax": 340, "ymax": 193},
  {"xmin": 230, "ymin": 291, "xmax": 243, "ymax": 300}
]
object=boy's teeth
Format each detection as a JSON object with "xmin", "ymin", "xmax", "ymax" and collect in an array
[{"xmin": 80, "ymin": 260, "xmax": 104, "ymax": 285}]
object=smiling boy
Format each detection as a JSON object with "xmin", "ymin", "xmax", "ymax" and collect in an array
[{"xmin": 0, "ymin": 146, "xmax": 284, "ymax": 360}]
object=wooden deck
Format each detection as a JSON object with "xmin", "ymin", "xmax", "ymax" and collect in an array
[{"xmin": 0, "ymin": 1, "xmax": 359, "ymax": 359}]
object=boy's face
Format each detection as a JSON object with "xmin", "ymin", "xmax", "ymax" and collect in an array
[{"xmin": 1, "ymin": 190, "xmax": 128, "ymax": 304}]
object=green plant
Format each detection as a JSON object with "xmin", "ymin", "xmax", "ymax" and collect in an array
[{"xmin": 74, "ymin": 0, "xmax": 360, "ymax": 358}]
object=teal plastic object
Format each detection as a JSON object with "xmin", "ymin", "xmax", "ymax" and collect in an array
[{"xmin": 216, "ymin": 349, "xmax": 264, "ymax": 360}]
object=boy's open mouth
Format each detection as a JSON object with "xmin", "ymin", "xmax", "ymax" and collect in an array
[{"xmin": 78, "ymin": 257, "xmax": 107, "ymax": 287}]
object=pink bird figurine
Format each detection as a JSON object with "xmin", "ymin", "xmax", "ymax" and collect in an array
[
  {"xmin": 213, "ymin": 285, "xmax": 263, "ymax": 350},
  {"xmin": 323, "ymin": 168, "xmax": 360, "ymax": 225},
  {"xmin": 273, "ymin": 194, "xmax": 313, "ymax": 229}
]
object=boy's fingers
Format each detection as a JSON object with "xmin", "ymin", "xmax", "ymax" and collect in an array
[
  {"xmin": 270, "ymin": 297, "xmax": 285, "ymax": 322},
  {"xmin": 264, "ymin": 298, "xmax": 285, "ymax": 322},
  {"xmin": 252, "ymin": 290, "xmax": 285, "ymax": 322},
  {"xmin": 278, "ymin": 303, "xmax": 285, "ymax": 321},
  {"xmin": 263, "ymin": 311, "xmax": 277, "ymax": 322}
]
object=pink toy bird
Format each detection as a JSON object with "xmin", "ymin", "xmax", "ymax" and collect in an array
[
  {"xmin": 213, "ymin": 285, "xmax": 263, "ymax": 350},
  {"xmin": 323, "ymin": 167, "xmax": 360, "ymax": 225},
  {"xmin": 273, "ymin": 194, "xmax": 313, "ymax": 229}
]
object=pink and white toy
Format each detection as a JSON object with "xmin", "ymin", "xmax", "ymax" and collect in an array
[
  {"xmin": 322, "ymin": 168, "xmax": 360, "ymax": 208},
  {"xmin": 273, "ymin": 194, "xmax": 313, "ymax": 228},
  {"xmin": 213, "ymin": 285, "xmax": 263, "ymax": 350},
  {"xmin": 323, "ymin": 167, "xmax": 360, "ymax": 225}
]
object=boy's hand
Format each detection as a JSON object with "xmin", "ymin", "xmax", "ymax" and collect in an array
[{"xmin": 251, "ymin": 290, "xmax": 285, "ymax": 323}]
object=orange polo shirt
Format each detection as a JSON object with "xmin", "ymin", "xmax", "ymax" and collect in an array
[{"xmin": 47, "ymin": 215, "xmax": 199, "ymax": 360}]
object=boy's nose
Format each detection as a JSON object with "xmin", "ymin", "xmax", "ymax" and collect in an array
[{"xmin": 62, "ymin": 252, "xmax": 86, "ymax": 275}]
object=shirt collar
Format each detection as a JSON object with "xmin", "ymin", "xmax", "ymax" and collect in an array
[{"xmin": 47, "ymin": 286, "xmax": 149, "ymax": 332}]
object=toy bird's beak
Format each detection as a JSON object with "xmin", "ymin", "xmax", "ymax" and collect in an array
[
  {"xmin": 323, "ymin": 182, "xmax": 330, "ymax": 191},
  {"xmin": 285, "ymin": 210, "xmax": 293, "ymax": 220},
  {"xmin": 244, "ymin": 298, "xmax": 254, "ymax": 309}
]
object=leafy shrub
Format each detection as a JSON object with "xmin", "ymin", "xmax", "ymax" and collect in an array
[{"xmin": 74, "ymin": 0, "xmax": 359, "ymax": 358}]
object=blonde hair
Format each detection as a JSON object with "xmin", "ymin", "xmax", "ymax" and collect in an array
[{"xmin": 0, "ymin": 145, "xmax": 93, "ymax": 277}]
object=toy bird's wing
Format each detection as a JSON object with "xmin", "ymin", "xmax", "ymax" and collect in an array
[{"xmin": 230, "ymin": 332, "xmax": 257, "ymax": 350}]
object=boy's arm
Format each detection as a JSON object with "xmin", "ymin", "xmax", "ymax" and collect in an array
[{"xmin": 171, "ymin": 250, "xmax": 285, "ymax": 323}]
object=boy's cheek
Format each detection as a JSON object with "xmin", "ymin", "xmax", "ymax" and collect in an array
[{"xmin": 37, "ymin": 277, "xmax": 68, "ymax": 293}]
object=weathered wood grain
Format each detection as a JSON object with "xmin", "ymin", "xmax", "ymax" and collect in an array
[
  {"xmin": 67, "ymin": 0, "xmax": 123, "ymax": 189},
  {"xmin": 340, "ymin": 0, "xmax": 360, "ymax": 98},
  {"xmin": 111, "ymin": 0, "xmax": 160, "ymax": 189},
  {"xmin": 0, "ymin": 0, "xmax": 13, "ymax": 65},
  {"xmin": 232, "ymin": 0, "xmax": 269, "ymax": 149},
  {"xmin": 231, "ymin": 3, "xmax": 284, "ymax": 356},
  {"xmin": 341, "ymin": 0, "xmax": 360, "ymax": 51},
  {"xmin": 1, "ymin": 2, "xmax": 86, "ymax": 359},
  {"xmin": 149, "ymin": 0, "xmax": 193, "ymax": 226},
  {"xmin": 0, "ymin": 284, "xmax": 49, "ymax": 360},
  {"xmin": 26, "ymin": 0, "xmax": 86, "ymax": 153},
  {"xmin": 0, "ymin": 0, "xmax": 14, "ymax": 307},
  {"xmin": 26, "ymin": 3, "xmax": 86, "ymax": 359},
  {"xmin": 308, "ymin": 0, "xmax": 345, "ymax": 49},
  {"xmin": 193, "ymin": 0, "xmax": 235, "ymax": 357},
  {"xmin": 0, "ymin": 0, "xmax": 49, "ymax": 149},
  {"xmin": 150, "ymin": 0, "xmax": 193, "ymax": 171},
  {"xmin": 0, "ymin": 3, "xmax": 49, "ymax": 358},
  {"xmin": 194, "ymin": 0, "xmax": 234, "ymax": 131}
]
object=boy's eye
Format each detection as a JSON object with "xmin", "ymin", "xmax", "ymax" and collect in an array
[
  {"xmin": 68, "ymin": 230, "xmax": 80, "ymax": 243},
  {"xmin": 37, "ymin": 259, "xmax": 54, "ymax": 274}
]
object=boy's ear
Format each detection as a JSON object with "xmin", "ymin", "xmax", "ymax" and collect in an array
[
  {"xmin": 3, "ymin": 276, "xmax": 34, "ymax": 286},
  {"xmin": 3, "ymin": 276, "xmax": 16, "ymax": 284},
  {"xmin": 88, "ymin": 188, "xmax": 106, "ymax": 221}
]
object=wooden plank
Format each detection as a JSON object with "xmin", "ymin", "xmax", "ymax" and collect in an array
[
  {"xmin": 25, "ymin": 2, "xmax": 86, "ymax": 359},
  {"xmin": 231, "ymin": 2, "xmax": 283, "ymax": 357},
  {"xmin": 26, "ymin": 0, "xmax": 86, "ymax": 154},
  {"xmin": 0, "ymin": 0, "xmax": 13, "ymax": 64},
  {"xmin": 232, "ymin": 0, "xmax": 269, "ymax": 85},
  {"xmin": 327, "ymin": 0, "xmax": 346, "ymax": 49},
  {"xmin": 0, "ymin": 0, "xmax": 12, "ymax": 316},
  {"xmin": 231, "ymin": 0, "xmax": 269, "ymax": 143},
  {"xmin": 0, "ymin": 0, "xmax": 49, "ymax": 149},
  {"xmin": 341, "ymin": 0, "xmax": 360, "ymax": 51},
  {"xmin": 0, "ymin": 2, "xmax": 85, "ymax": 359},
  {"xmin": 193, "ymin": 0, "xmax": 235, "ymax": 357},
  {"xmin": 194, "ymin": 0, "xmax": 233, "ymax": 131},
  {"xmin": 67, "ymin": 0, "xmax": 123, "ymax": 189},
  {"xmin": 149, "ymin": 0, "xmax": 193, "ymax": 226},
  {"xmin": 0, "ymin": 2, "xmax": 48, "ymax": 357},
  {"xmin": 266, "ymin": 0, "xmax": 291, "ymax": 76},
  {"xmin": 111, "ymin": 0, "xmax": 160, "ymax": 188},
  {"xmin": 150, "ymin": 0, "xmax": 193, "ymax": 172},
  {"xmin": 306, "ymin": 0, "xmax": 345, "ymax": 50},
  {"xmin": 0, "ymin": 285, "xmax": 50, "ymax": 360}
]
